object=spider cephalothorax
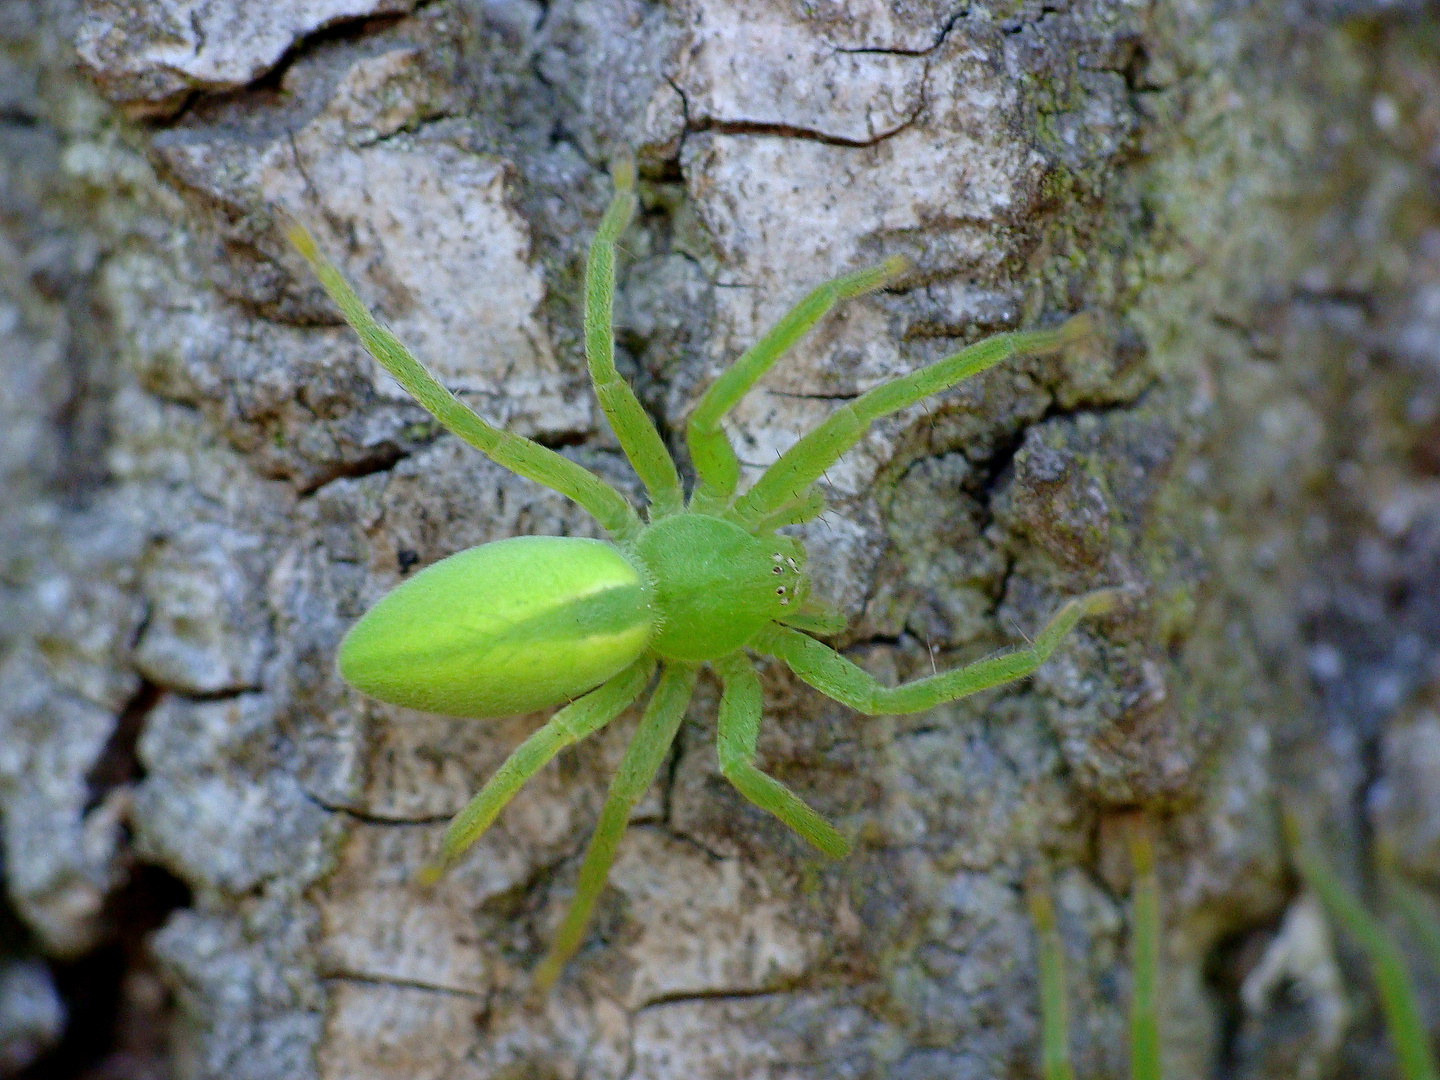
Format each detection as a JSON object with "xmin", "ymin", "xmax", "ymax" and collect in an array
[{"xmin": 289, "ymin": 159, "xmax": 1111, "ymax": 990}]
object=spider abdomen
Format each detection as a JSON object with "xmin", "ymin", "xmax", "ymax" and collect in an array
[
  {"xmin": 632, "ymin": 514, "xmax": 808, "ymax": 661},
  {"xmin": 338, "ymin": 535, "xmax": 656, "ymax": 718}
]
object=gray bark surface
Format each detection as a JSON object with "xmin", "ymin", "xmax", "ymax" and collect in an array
[{"xmin": 3, "ymin": 0, "xmax": 1440, "ymax": 1077}]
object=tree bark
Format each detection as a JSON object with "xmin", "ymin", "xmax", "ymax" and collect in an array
[{"xmin": 3, "ymin": 1, "xmax": 1440, "ymax": 1078}]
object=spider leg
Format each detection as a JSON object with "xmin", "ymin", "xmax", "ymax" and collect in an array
[
  {"xmin": 773, "ymin": 602, "xmax": 848, "ymax": 636},
  {"xmin": 728, "ymin": 316, "xmax": 1093, "ymax": 529},
  {"xmin": 531, "ymin": 661, "xmax": 699, "ymax": 991},
  {"xmin": 414, "ymin": 658, "xmax": 655, "ymax": 887},
  {"xmin": 754, "ymin": 589, "xmax": 1115, "ymax": 715},
  {"xmin": 686, "ymin": 259, "xmax": 907, "ymax": 513},
  {"xmin": 288, "ymin": 224, "xmax": 643, "ymax": 541},
  {"xmin": 585, "ymin": 160, "xmax": 684, "ymax": 518},
  {"xmin": 750, "ymin": 488, "xmax": 828, "ymax": 535},
  {"xmin": 714, "ymin": 653, "xmax": 849, "ymax": 858}
]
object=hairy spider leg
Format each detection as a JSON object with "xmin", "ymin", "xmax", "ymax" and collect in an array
[
  {"xmin": 713, "ymin": 653, "xmax": 849, "ymax": 858},
  {"xmin": 771, "ymin": 601, "xmax": 850, "ymax": 638},
  {"xmin": 755, "ymin": 590, "xmax": 1115, "ymax": 715},
  {"xmin": 532, "ymin": 661, "xmax": 699, "ymax": 990},
  {"xmin": 748, "ymin": 321, "xmax": 1077, "ymax": 639},
  {"xmin": 287, "ymin": 224, "xmax": 644, "ymax": 541},
  {"xmin": 685, "ymin": 258, "xmax": 908, "ymax": 515},
  {"xmin": 413, "ymin": 658, "xmax": 656, "ymax": 887},
  {"xmin": 585, "ymin": 161, "xmax": 684, "ymax": 518},
  {"xmin": 748, "ymin": 489, "xmax": 830, "ymax": 534},
  {"xmin": 728, "ymin": 315, "xmax": 1094, "ymax": 530}
]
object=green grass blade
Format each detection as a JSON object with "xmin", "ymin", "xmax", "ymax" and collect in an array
[
  {"xmin": 1284, "ymin": 810, "xmax": 1440, "ymax": 1080},
  {"xmin": 1385, "ymin": 870, "xmax": 1440, "ymax": 980},
  {"xmin": 1027, "ymin": 871, "xmax": 1077, "ymax": 1080},
  {"xmin": 1126, "ymin": 815, "xmax": 1163, "ymax": 1080}
]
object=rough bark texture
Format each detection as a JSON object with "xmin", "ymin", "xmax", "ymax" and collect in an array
[{"xmin": 4, "ymin": 0, "xmax": 1440, "ymax": 1078}]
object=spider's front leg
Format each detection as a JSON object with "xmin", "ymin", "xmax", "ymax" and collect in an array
[
  {"xmin": 584, "ymin": 160, "xmax": 685, "ymax": 518},
  {"xmin": 713, "ymin": 653, "xmax": 849, "ymax": 858},
  {"xmin": 287, "ymin": 224, "xmax": 643, "ymax": 540},
  {"xmin": 754, "ymin": 590, "xmax": 1116, "ymax": 716},
  {"xmin": 685, "ymin": 258, "xmax": 907, "ymax": 513},
  {"xmin": 532, "ymin": 661, "xmax": 698, "ymax": 991},
  {"xmin": 729, "ymin": 316, "xmax": 1093, "ymax": 529}
]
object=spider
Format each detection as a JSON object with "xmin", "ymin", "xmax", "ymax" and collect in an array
[{"xmin": 288, "ymin": 159, "xmax": 1112, "ymax": 990}]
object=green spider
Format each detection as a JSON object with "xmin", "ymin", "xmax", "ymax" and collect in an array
[{"xmin": 288, "ymin": 159, "xmax": 1111, "ymax": 990}]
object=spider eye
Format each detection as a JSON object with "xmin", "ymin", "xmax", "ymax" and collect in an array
[
  {"xmin": 776, "ymin": 586, "xmax": 786, "ymax": 595},
  {"xmin": 772, "ymin": 566, "xmax": 783, "ymax": 574}
]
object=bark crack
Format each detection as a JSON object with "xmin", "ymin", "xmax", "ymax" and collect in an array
[
  {"xmin": 322, "ymin": 971, "xmax": 483, "ymax": 999},
  {"xmin": 83, "ymin": 680, "xmax": 162, "ymax": 814},
  {"xmin": 830, "ymin": 7, "xmax": 971, "ymax": 58},
  {"xmin": 666, "ymin": 61, "xmax": 923, "ymax": 149},
  {"xmin": 631, "ymin": 985, "xmax": 790, "ymax": 1013},
  {"xmin": 302, "ymin": 791, "xmax": 456, "ymax": 827},
  {"xmin": 685, "ymin": 115, "xmax": 916, "ymax": 150}
]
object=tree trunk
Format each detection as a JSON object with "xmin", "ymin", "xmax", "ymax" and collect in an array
[{"xmin": 3, "ymin": 1, "xmax": 1440, "ymax": 1078}]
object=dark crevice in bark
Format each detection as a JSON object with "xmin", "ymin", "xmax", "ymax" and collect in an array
[
  {"xmin": 667, "ymin": 45, "xmax": 927, "ymax": 148},
  {"xmin": 632, "ymin": 984, "xmax": 791, "ymax": 1012},
  {"xmin": 1200, "ymin": 901, "xmax": 1295, "ymax": 1079},
  {"xmin": 636, "ymin": 820, "xmax": 727, "ymax": 865},
  {"xmin": 657, "ymin": 719, "xmax": 685, "ymax": 832},
  {"xmin": 686, "ymin": 116, "xmax": 915, "ymax": 150},
  {"xmin": 0, "ymin": 107, "xmax": 39, "ymax": 127},
  {"xmin": 293, "ymin": 442, "xmax": 413, "ymax": 494},
  {"xmin": 301, "ymin": 791, "xmax": 455, "ymax": 827},
  {"xmin": 320, "ymin": 972, "xmax": 482, "ymax": 998},
  {"xmin": 83, "ymin": 681, "xmax": 161, "ymax": 816},
  {"xmin": 1204, "ymin": 927, "xmax": 1250, "ymax": 1079},
  {"xmin": 763, "ymin": 390, "xmax": 864, "ymax": 402},
  {"xmin": 990, "ymin": 548, "xmax": 1024, "ymax": 630},
  {"xmin": 969, "ymin": 391, "xmax": 1154, "ymax": 508},
  {"xmin": 347, "ymin": 105, "xmax": 470, "ymax": 152},
  {"xmin": 153, "ymin": 8, "xmax": 427, "ymax": 129},
  {"xmin": 526, "ymin": 6, "xmax": 590, "ymax": 163},
  {"xmin": 831, "ymin": 7, "xmax": 971, "ymax": 57},
  {"xmin": 15, "ymin": 866, "xmax": 191, "ymax": 1080},
  {"xmin": 665, "ymin": 76, "xmax": 692, "ymax": 165},
  {"xmin": 26, "ymin": 666, "xmax": 191, "ymax": 1079},
  {"xmin": 237, "ymin": 3, "xmax": 441, "ymax": 99},
  {"xmin": 164, "ymin": 686, "xmax": 259, "ymax": 705},
  {"xmin": 294, "ymin": 423, "xmax": 607, "ymax": 499}
]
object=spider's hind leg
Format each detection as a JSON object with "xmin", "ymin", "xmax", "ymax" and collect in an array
[
  {"xmin": 532, "ymin": 661, "xmax": 699, "ymax": 991},
  {"xmin": 415, "ymin": 658, "xmax": 654, "ymax": 887},
  {"xmin": 713, "ymin": 653, "xmax": 849, "ymax": 859}
]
